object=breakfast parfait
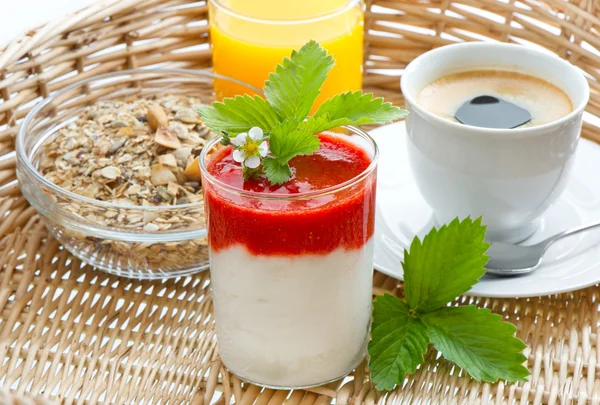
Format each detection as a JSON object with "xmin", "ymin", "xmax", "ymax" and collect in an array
[{"xmin": 198, "ymin": 41, "xmax": 405, "ymax": 387}]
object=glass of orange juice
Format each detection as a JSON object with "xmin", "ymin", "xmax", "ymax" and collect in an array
[{"xmin": 209, "ymin": 0, "xmax": 364, "ymax": 110}]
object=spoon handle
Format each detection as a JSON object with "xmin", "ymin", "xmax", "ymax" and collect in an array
[{"xmin": 542, "ymin": 221, "xmax": 600, "ymax": 251}]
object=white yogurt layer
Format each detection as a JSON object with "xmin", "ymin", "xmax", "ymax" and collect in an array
[{"xmin": 210, "ymin": 240, "xmax": 374, "ymax": 388}]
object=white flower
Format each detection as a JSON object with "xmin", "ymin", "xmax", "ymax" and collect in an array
[
  {"xmin": 231, "ymin": 132, "xmax": 247, "ymax": 147},
  {"xmin": 231, "ymin": 127, "xmax": 269, "ymax": 169},
  {"xmin": 232, "ymin": 148, "xmax": 247, "ymax": 163},
  {"xmin": 244, "ymin": 155, "xmax": 261, "ymax": 169},
  {"xmin": 258, "ymin": 141, "xmax": 268, "ymax": 156},
  {"xmin": 249, "ymin": 126, "xmax": 263, "ymax": 141}
]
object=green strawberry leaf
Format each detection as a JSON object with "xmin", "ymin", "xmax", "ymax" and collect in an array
[
  {"xmin": 264, "ymin": 40, "xmax": 334, "ymax": 121},
  {"xmin": 197, "ymin": 95, "xmax": 280, "ymax": 135},
  {"xmin": 403, "ymin": 217, "xmax": 489, "ymax": 313},
  {"xmin": 268, "ymin": 118, "xmax": 320, "ymax": 164},
  {"xmin": 315, "ymin": 91, "xmax": 407, "ymax": 126},
  {"xmin": 422, "ymin": 306, "xmax": 530, "ymax": 383},
  {"xmin": 262, "ymin": 158, "xmax": 292, "ymax": 185},
  {"xmin": 368, "ymin": 294, "xmax": 429, "ymax": 391}
]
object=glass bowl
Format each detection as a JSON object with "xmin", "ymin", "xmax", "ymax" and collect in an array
[{"xmin": 16, "ymin": 68, "xmax": 259, "ymax": 279}]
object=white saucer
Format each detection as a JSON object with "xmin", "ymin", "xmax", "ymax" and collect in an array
[{"xmin": 371, "ymin": 122, "xmax": 600, "ymax": 298}]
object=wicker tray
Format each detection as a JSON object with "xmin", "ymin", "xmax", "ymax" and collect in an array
[{"xmin": 1, "ymin": 0, "xmax": 600, "ymax": 403}]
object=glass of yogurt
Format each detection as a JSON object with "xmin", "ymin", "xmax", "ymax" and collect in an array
[{"xmin": 200, "ymin": 126, "xmax": 377, "ymax": 388}]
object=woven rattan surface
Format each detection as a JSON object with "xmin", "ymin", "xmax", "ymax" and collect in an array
[{"xmin": 1, "ymin": 0, "xmax": 600, "ymax": 403}]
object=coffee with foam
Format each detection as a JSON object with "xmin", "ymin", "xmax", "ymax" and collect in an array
[{"xmin": 417, "ymin": 70, "xmax": 573, "ymax": 129}]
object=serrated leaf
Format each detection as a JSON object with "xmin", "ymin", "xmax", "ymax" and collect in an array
[
  {"xmin": 422, "ymin": 306, "xmax": 530, "ymax": 383},
  {"xmin": 269, "ymin": 118, "xmax": 320, "ymax": 163},
  {"xmin": 298, "ymin": 114, "xmax": 337, "ymax": 134},
  {"xmin": 264, "ymin": 40, "xmax": 334, "ymax": 121},
  {"xmin": 368, "ymin": 294, "xmax": 429, "ymax": 391},
  {"xmin": 197, "ymin": 95, "xmax": 281, "ymax": 135},
  {"xmin": 315, "ymin": 91, "xmax": 407, "ymax": 126},
  {"xmin": 263, "ymin": 114, "xmax": 335, "ymax": 185},
  {"xmin": 267, "ymin": 118, "xmax": 298, "ymax": 159},
  {"xmin": 262, "ymin": 158, "xmax": 292, "ymax": 185},
  {"xmin": 404, "ymin": 217, "xmax": 489, "ymax": 313}
]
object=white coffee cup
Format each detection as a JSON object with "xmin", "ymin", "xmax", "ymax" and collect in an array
[{"xmin": 400, "ymin": 42, "xmax": 590, "ymax": 242}]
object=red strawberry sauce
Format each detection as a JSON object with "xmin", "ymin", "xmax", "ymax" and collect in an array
[{"xmin": 204, "ymin": 133, "xmax": 376, "ymax": 256}]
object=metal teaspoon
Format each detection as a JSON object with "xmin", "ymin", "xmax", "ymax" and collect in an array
[{"xmin": 485, "ymin": 221, "xmax": 600, "ymax": 276}]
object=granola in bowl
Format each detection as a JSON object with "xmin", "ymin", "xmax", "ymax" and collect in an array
[
  {"xmin": 40, "ymin": 94, "xmax": 210, "ymax": 212},
  {"xmin": 17, "ymin": 69, "xmax": 260, "ymax": 279},
  {"xmin": 32, "ymin": 94, "xmax": 214, "ymax": 277}
]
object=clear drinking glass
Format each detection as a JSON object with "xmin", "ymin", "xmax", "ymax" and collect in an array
[
  {"xmin": 200, "ymin": 126, "xmax": 377, "ymax": 388},
  {"xmin": 17, "ymin": 68, "xmax": 260, "ymax": 279},
  {"xmin": 209, "ymin": 0, "xmax": 364, "ymax": 109}
]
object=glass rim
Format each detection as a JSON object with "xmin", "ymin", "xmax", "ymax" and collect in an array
[
  {"xmin": 209, "ymin": 0, "xmax": 362, "ymax": 25},
  {"xmin": 16, "ymin": 67, "xmax": 261, "ymax": 212},
  {"xmin": 199, "ymin": 125, "xmax": 379, "ymax": 201}
]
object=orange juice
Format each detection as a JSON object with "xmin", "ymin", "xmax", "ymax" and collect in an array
[{"xmin": 209, "ymin": 0, "xmax": 364, "ymax": 110}]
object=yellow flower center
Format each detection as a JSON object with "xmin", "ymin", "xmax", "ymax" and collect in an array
[{"xmin": 245, "ymin": 142, "xmax": 257, "ymax": 155}]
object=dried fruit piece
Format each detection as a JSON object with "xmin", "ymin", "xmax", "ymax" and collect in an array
[
  {"xmin": 155, "ymin": 126, "xmax": 182, "ymax": 149},
  {"xmin": 151, "ymin": 164, "xmax": 177, "ymax": 185},
  {"xmin": 117, "ymin": 127, "xmax": 132, "ymax": 136},
  {"xmin": 142, "ymin": 199, "xmax": 159, "ymax": 222},
  {"xmin": 157, "ymin": 186, "xmax": 172, "ymax": 201},
  {"xmin": 108, "ymin": 138, "xmax": 126, "ymax": 155},
  {"xmin": 111, "ymin": 120, "xmax": 128, "ymax": 128},
  {"xmin": 184, "ymin": 181, "xmax": 200, "ymax": 189},
  {"xmin": 184, "ymin": 156, "xmax": 202, "ymax": 182},
  {"xmin": 167, "ymin": 182, "xmax": 179, "ymax": 197},
  {"xmin": 172, "ymin": 167, "xmax": 187, "ymax": 184},
  {"xmin": 101, "ymin": 166, "xmax": 121, "ymax": 180},
  {"xmin": 173, "ymin": 148, "xmax": 192, "ymax": 168},
  {"xmin": 186, "ymin": 194, "xmax": 202, "ymax": 203},
  {"xmin": 158, "ymin": 154, "xmax": 177, "ymax": 167},
  {"xmin": 126, "ymin": 184, "xmax": 141, "ymax": 195},
  {"xmin": 195, "ymin": 124, "xmax": 212, "ymax": 139},
  {"xmin": 170, "ymin": 122, "xmax": 189, "ymax": 140},
  {"xmin": 143, "ymin": 223, "xmax": 159, "ymax": 232},
  {"xmin": 147, "ymin": 104, "xmax": 169, "ymax": 131},
  {"xmin": 113, "ymin": 198, "xmax": 134, "ymax": 206},
  {"xmin": 97, "ymin": 140, "xmax": 111, "ymax": 156},
  {"xmin": 176, "ymin": 108, "xmax": 200, "ymax": 124},
  {"xmin": 62, "ymin": 151, "xmax": 80, "ymax": 165},
  {"xmin": 117, "ymin": 154, "xmax": 133, "ymax": 164}
]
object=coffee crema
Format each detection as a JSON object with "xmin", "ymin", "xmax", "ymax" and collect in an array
[{"xmin": 417, "ymin": 70, "xmax": 573, "ymax": 128}]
